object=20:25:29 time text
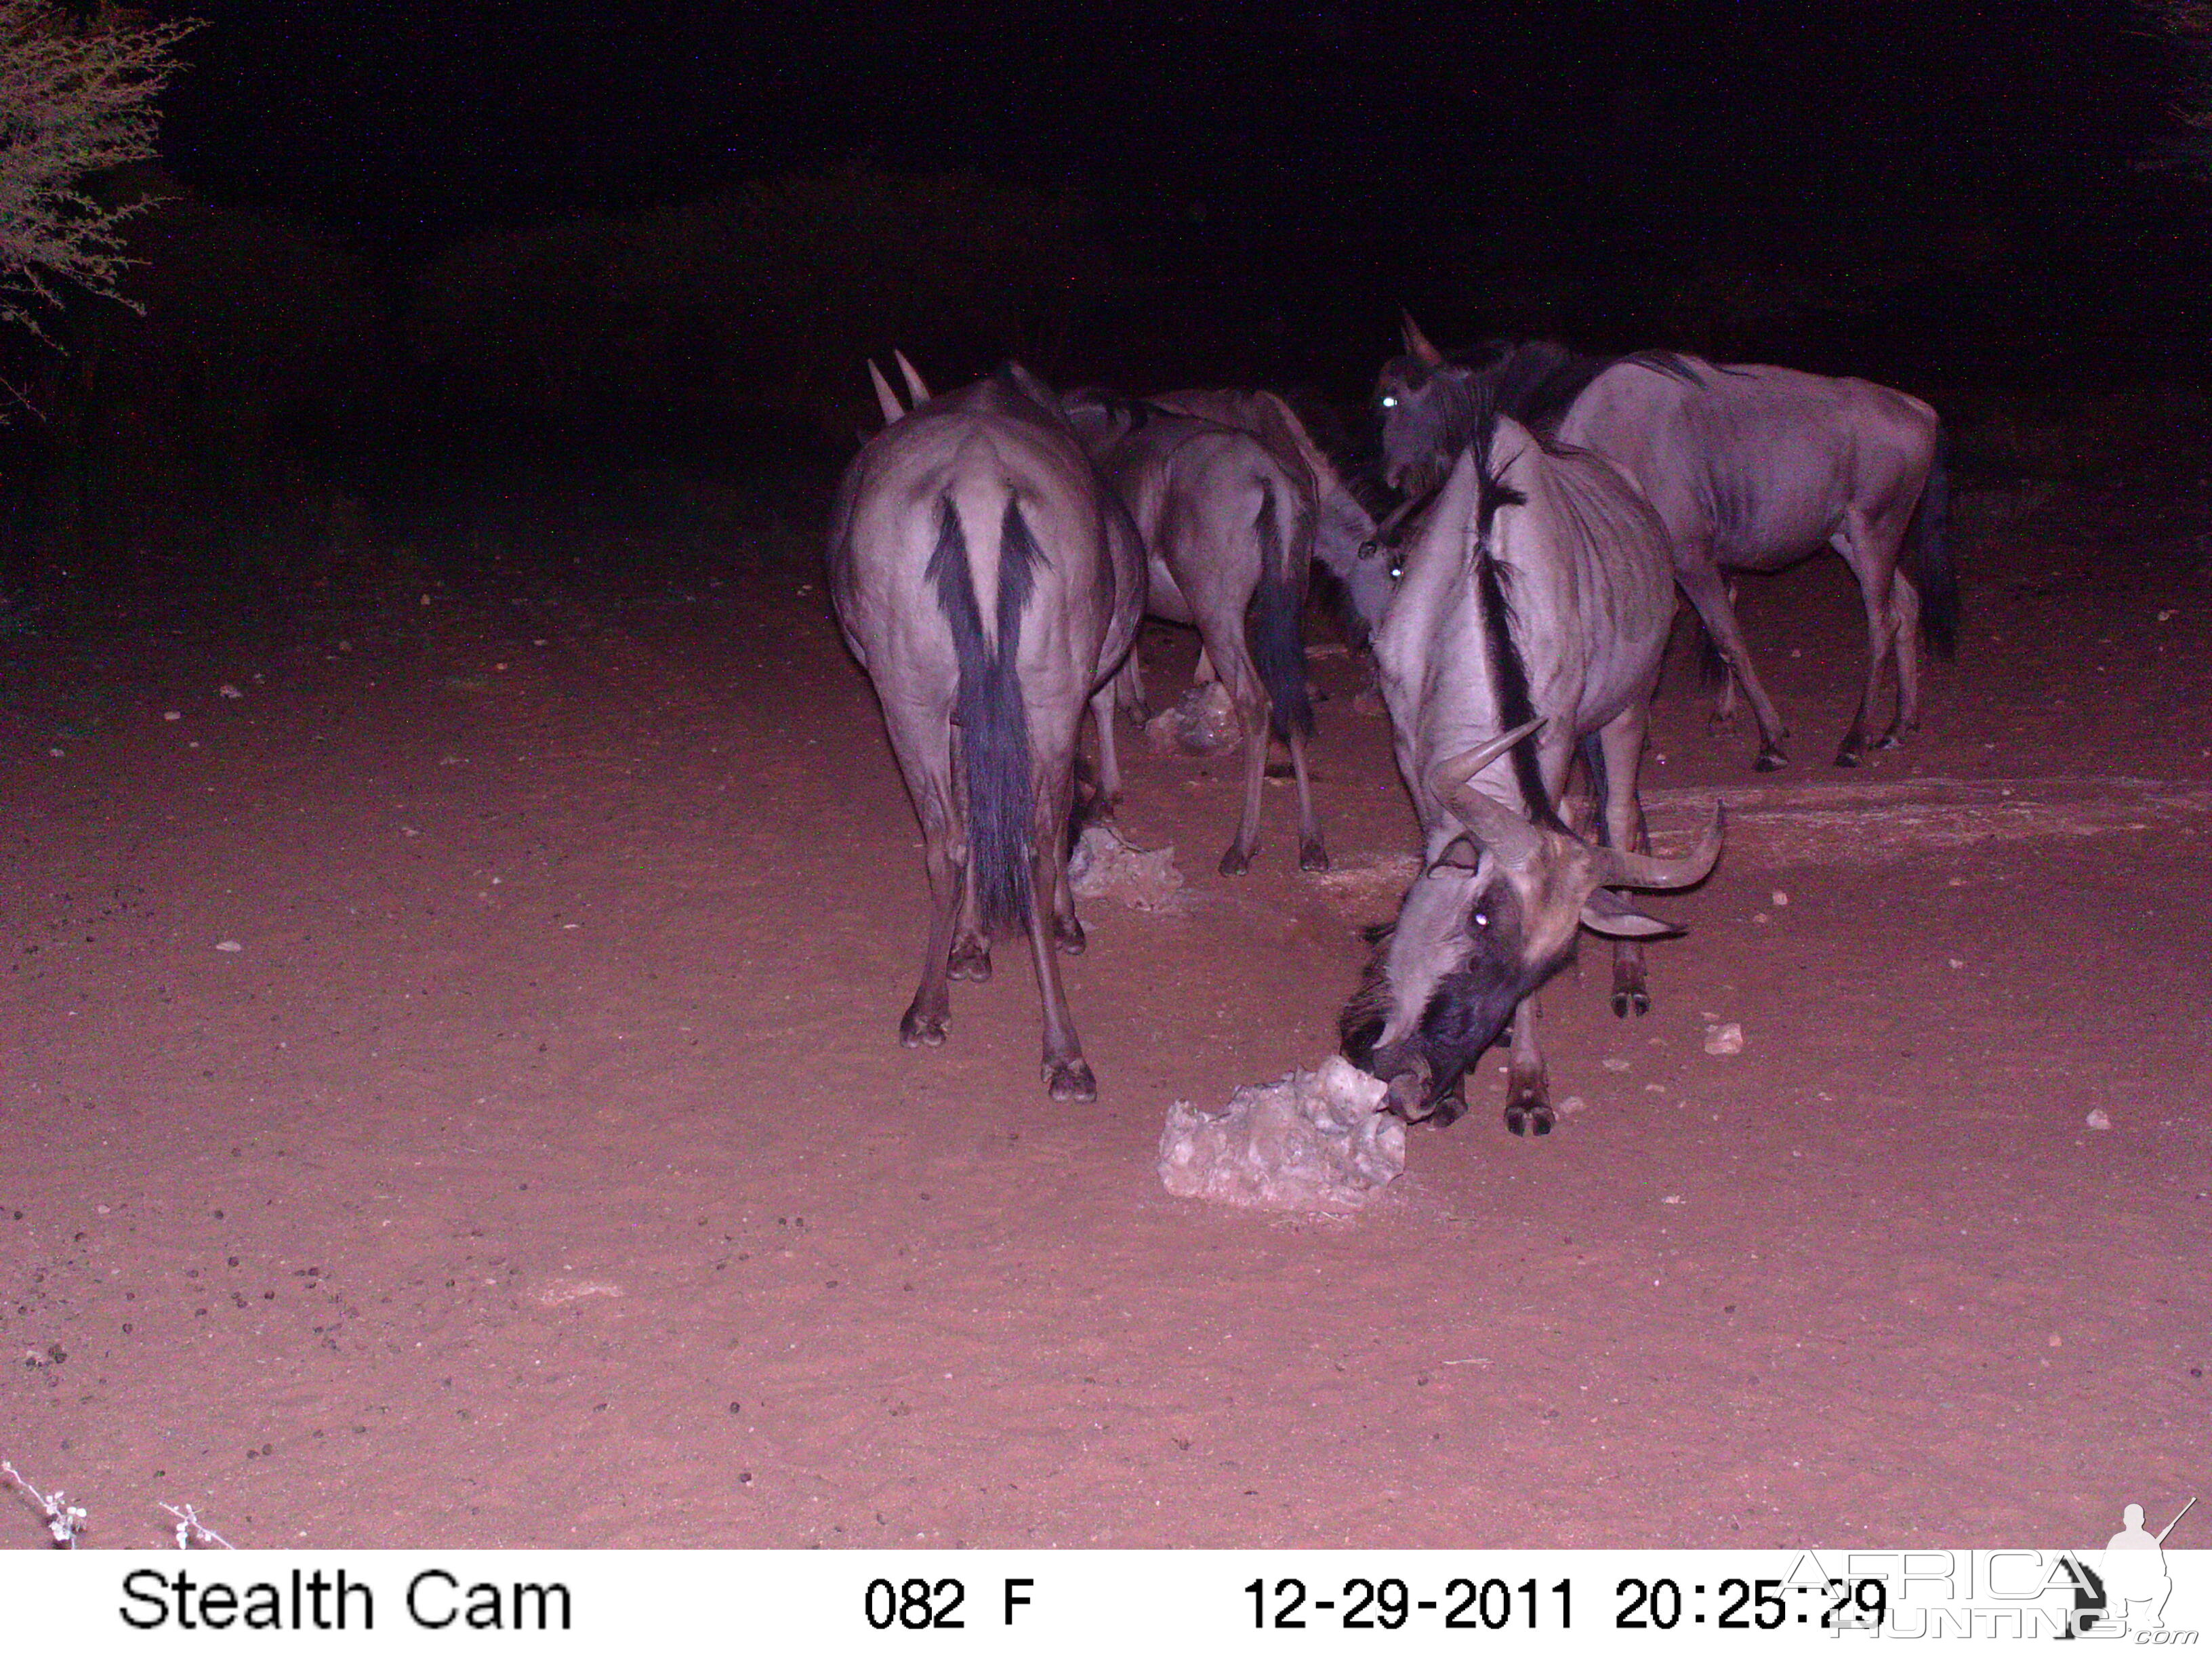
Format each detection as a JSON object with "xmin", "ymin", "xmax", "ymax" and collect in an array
[{"xmin": 1247, "ymin": 1576, "xmax": 1570, "ymax": 1630}]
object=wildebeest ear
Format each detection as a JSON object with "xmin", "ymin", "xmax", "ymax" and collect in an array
[
  {"xmin": 1423, "ymin": 835, "xmax": 1482, "ymax": 879},
  {"xmin": 1579, "ymin": 886, "xmax": 1682, "ymax": 939},
  {"xmin": 1004, "ymin": 361, "xmax": 1061, "ymax": 407}
]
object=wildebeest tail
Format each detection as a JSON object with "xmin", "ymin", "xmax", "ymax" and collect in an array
[
  {"xmin": 925, "ymin": 493, "xmax": 1040, "ymax": 938},
  {"xmin": 1906, "ymin": 426, "xmax": 1958, "ymax": 659},
  {"xmin": 1246, "ymin": 483, "xmax": 1315, "ymax": 739}
]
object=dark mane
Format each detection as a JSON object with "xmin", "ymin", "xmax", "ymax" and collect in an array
[
  {"xmin": 1451, "ymin": 340, "xmax": 1707, "ymax": 437},
  {"xmin": 1458, "ymin": 390, "xmax": 1560, "ymax": 834}
]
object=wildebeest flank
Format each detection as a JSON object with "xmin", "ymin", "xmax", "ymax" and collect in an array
[{"xmin": 1379, "ymin": 321, "xmax": 1958, "ymax": 771}]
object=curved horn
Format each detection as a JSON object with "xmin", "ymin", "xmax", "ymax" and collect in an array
[
  {"xmin": 1401, "ymin": 310, "xmax": 1443, "ymax": 367},
  {"xmin": 1594, "ymin": 802, "xmax": 1726, "ymax": 890},
  {"xmin": 1429, "ymin": 719, "xmax": 1546, "ymax": 868},
  {"xmin": 893, "ymin": 350, "xmax": 931, "ymax": 407},
  {"xmin": 867, "ymin": 360, "xmax": 904, "ymax": 426}
]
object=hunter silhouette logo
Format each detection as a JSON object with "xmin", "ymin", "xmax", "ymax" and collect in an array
[
  {"xmin": 2063, "ymin": 1496, "xmax": 2196, "ymax": 1639},
  {"xmin": 2102, "ymin": 1496, "xmax": 2194, "ymax": 1634}
]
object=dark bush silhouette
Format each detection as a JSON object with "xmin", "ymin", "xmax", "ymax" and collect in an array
[{"xmin": 408, "ymin": 163, "xmax": 1117, "ymax": 455}]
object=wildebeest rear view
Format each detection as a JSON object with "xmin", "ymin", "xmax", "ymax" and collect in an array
[
  {"xmin": 1378, "ymin": 321, "xmax": 1958, "ymax": 771},
  {"xmin": 1062, "ymin": 389, "xmax": 1330, "ymax": 875},
  {"xmin": 1146, "ymin": 387, "xmax": 1393, "ymax": 640},
  {"xmin": 827, "ymin": 362, "xmax": 1143, "ymax": 1101}
]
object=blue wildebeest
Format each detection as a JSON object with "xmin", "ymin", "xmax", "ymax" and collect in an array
[
  {"xmin": 830, "ymin": 361, "xmax": 1144, "ymax": 1101},
  {"xmin": 1339, "ymin": 394, "xmax": 1723, "ymax": 1136},
  {"xmin": 1146, "ymin": 388, "xmax": 1392, "ymax": 640},
  {"xmin": 1061, "ymin": 390, "xmax": 1328, "ymax": 874},
  {"xmin": 1378, "ymin": 321, "xmax": 1957, "ymax": 771}
]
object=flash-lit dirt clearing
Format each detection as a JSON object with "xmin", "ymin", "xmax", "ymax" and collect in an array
[{"xmin": 3, "ymin": 468, "xmax": 2207, "ymax": 1549}]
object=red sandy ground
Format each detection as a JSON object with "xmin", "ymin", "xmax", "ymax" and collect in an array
[{"xmin": 2, "ymin": 469, "xmax": 2207, "ymax": 1550}]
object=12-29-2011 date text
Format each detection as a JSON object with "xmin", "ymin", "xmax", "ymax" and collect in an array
[{"xmin": 1247, "ymin": 1575, "xmax": 1570, "ymax": 1631}]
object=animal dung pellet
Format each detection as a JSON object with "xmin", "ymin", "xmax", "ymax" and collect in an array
[
  {"xmin": 1145, "ymin": 680, "xmax": 1240, "ymax": 756},
  {"xmin": 1702, "ymin": 1021, "xmax": 1745, "ymax": 1057},
  {"xmin": 1158, "ymin": 1056, "xmax": 1404, "ymax": 1214},
  {"xmin": 1068, "ymin": 821, "xmax": 1185, "ymax": 912}
]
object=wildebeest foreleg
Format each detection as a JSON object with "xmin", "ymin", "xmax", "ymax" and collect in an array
[
  {"xmin": 1675, "ymin": 547, "xmax": 1790, "ymax": 771},
  {"xmin": 1502, "ymin": 992, "xmax": 1553, "ymax": 1136},
  {"xmin": 1586, "ymin": 714, "xmax": 1655, "ymax": 1017}
]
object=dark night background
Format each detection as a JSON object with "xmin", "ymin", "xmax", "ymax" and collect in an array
[{"xmin": 4, "ymin": 0, "xmax": 2208, "ymax": 590}]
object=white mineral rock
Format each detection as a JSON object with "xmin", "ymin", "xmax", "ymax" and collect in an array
[
  {"xmin": 1068, "ymin": 821, "xmax": 1184, "ymax": 912},
  {"xmin": 1159, "ymin": 1056, "xmax": 1404, "ymax": 1214},
  {"xmin": 1145, "ymin": 681, "xmax": 1239, "ymax": 756},
  {"xmin": 1702, "ymin": 1022, "xmax": 1745, "ymax": 1057}
]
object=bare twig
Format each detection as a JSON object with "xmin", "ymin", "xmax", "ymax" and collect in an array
[
  {"xmin": 2, "ymin": 1457, "xmax": 87, "ymax": 1548},
  {"xmin": 158, "ymin": 1501, "xmax": 234, "ymax": 1551}
]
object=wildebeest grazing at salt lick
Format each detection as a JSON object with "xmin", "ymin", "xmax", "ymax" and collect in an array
[
  {"xmin": 1338, "ymin": 394, "xmax": 1725, "ymax": 1137},
  {"xmin": 3, "ymin": 343, "xmax": 2205, "ymax": 1551}
]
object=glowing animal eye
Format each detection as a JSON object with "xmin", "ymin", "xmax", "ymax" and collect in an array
[
  {"xmin": 1473, "ymin": 912, "xmax": 1489, "ymax": 927},
  {"xmin": 1380, "ymin": 396, "xmax": 1397, "ymax": 409}
]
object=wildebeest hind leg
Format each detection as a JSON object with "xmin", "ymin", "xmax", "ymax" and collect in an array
[
  {"xmin": 1832, "ymin": 520, "xmax": 1907, "ymax": 767},
  {"xmin": 1025, "ymin": 834, "xmax": 1095, "ymax": 1101},
  {"xmin": 1881, "ymin": 571, "xmax": 1923, "ymax": 749},
  {"xmin": 899, "ymin": 813, "xmax": 962, "ymax": 1049},
  {"xmin": 1677, "ymin": 553, "xmax": 1789, "ymax": 769},
  {"xmin": 1286, "ymin": 722, "xmax": 1328, "ymax": 871},
  {"xmin": 1215, "ymin": 644, "xmax": 1271, "ymax": 876},
  {"xmin": 1706, "ymin": 579, "xmax": 1742, "ymax": 731},
  {"xmin": 1111, "ymin": 649, "xmax": 1149, "ymax": 729},
  {"xmin": 1086, "ymin": 680, "xmax": 1126, "ymax": 821},
  {"xmin": 944, "ymin": 741, "xmax": 992, "ymax": 980},
  {"xmin": 1048, "ymin": 785, "xmax": 1086, "ymax": 958}
]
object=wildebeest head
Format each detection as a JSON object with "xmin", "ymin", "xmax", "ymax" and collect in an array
[
  {"xmin": 1374, "ymin": 313, "xmax": 1488, "ymax": 498},
  {"xmin": 1340, "ymin": 721, "xmax": 1725, "ymax": 1122}
]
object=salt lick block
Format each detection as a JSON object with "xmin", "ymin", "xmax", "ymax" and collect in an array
[
  {"xmin": 1144, "ymin": 681, "xmax": 1240, "ymax": 756},
  {"xmin": 1158, "ymin": 1056, "xmax": 1406, "ymax": 1214},
  {"xmin": 1068, "ymin": 821, "xmax": 1185, "ymax": 912}
]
